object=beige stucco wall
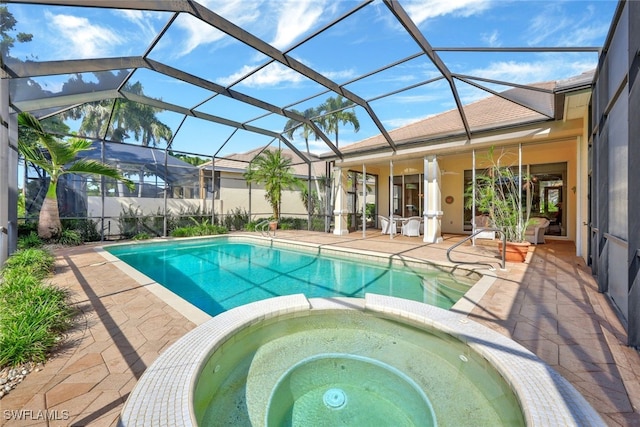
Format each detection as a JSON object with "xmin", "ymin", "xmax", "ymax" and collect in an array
[
  {"xmin": 436, "ymin": 140, "xmax": 577, "ymax": 240},
  {"xmin": 87, "ymin": 196, "xmax": 212, "ymax": 235},
  {"xmin": 87, "ymin": 169, "xmax": 312, "ymax": 235},
  {"xmin": 339, "ymin": 135, "xmax": 582, "ymax": 242}
]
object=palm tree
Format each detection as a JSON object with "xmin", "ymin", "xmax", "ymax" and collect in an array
[
  {"xmin": 110, "ymin": 82, "xmax": 173, "ymax": 147},
  {"xmin": 65, "ymin": 81, "xmax": 172, "ymax": 147},
  {"xmin": 18, "ymin": 112, "xmax": 134, "ymax": 240},
  {"xmin": 318, "ymin": 95, "xmax": 360, "ymax": 148},
  {"xmin": 283, "ymin": 107, "xmax": 326, "ymax": 216},
  {"xmin": 283, "ymin": 107, "xmax": 320, "ymax": 154},
  {"xmin": 243, "ymin": 149, "xmax": 301, "ymax": 220}
]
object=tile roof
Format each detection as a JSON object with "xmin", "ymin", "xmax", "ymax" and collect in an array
[
  {"xmin": 339, "ymin": 81, "xmax": 558, "ymax": 155},
  {"xmin": 200, "ymin": 147, "xmax": 324, "ymax": 177}
]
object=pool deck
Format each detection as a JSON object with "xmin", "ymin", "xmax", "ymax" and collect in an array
[{"xmin": 1, "ymin": 231, "xmax": 639, "ymax": 426}]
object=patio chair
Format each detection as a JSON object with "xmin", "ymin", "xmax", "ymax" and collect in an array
[
  {"xmin": 401, "ymin": 216, "xmax": 422, "ymax": 237},
  {"xmin": 525, "ymin": 217, "xmax": 550, "ymax": 244},
  {"xmin": 378, "ymin": 215, "xmax": 395, "ymax": 235},
  {"xmin": 474, "ymin": 215, "xmax": 495, "ymax": 240}
]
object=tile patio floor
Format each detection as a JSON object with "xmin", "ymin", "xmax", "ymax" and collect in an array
[{"xmin": 1, "ymin": 231, "xmax": 639, "ymax": 426}]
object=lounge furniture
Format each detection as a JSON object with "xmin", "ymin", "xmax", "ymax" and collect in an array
[
  {"xmin": 401, "ymin": 216, "xmax": 422, "ymax": 237},
  {"xmin": 525, "ymin": 217, "xmax": 550, "ymax": 244},
  {"xmin": 378, "ymin": 215, "xmax": 395, "ymax": 235},
  {"xmin": 392, "ymin": 214, "xmax": 403, "ymax": 233}
]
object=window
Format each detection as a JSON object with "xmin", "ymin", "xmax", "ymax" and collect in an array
[{"xmin": 390, "ymin": 174, "xmax": 422, "ymax": 218}]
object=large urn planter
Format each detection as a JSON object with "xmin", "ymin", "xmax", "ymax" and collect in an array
[{"xmin": 498, "ymin": 241, "xmax": 531, "ymax": 263}]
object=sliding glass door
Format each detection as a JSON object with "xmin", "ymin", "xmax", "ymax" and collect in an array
[{"xmin": 463, "ymin": 162, "xmax": 567, "ymax": 237}]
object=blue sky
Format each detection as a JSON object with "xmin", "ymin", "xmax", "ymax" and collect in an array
[{"xmin": 7, "ymin": 0, "xmax": 618, "ymax": 158}]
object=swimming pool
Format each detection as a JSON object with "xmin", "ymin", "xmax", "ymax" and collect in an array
[{"xmin": 105, "ymin": 236, "xmax": 479, "ymax": 316}]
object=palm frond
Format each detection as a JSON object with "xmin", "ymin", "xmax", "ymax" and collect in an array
[
  {"xmin": 17, "ymin": 140, "xmax": 50, "ymax": 171},
  {"xmin": 66, "ymin": 159, "xmax": 135, "ymax": 191},
  {"xmin": 17, "ymin": 111, "xmax": 46, "ymax": 135},
  {"xmin": 68, "ymin": 137, "xmax": 94, "ymax": 152}
]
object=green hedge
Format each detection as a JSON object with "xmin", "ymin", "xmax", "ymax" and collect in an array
[{"xmin": 0, "ymin": 248, "xmax": 75, "ymax": 367}]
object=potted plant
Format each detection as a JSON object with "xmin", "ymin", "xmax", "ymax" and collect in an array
[{"xmin": 467, "ymin": 147, "xmax": 532, "ymax": 262}]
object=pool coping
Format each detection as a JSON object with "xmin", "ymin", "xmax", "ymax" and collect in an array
[
  {"xmin": 96, "ymin": 233, "xmax": 492, "ymax": 324},
  {"xmin": 118, "ymin": 293, "xmax": 605, "ymax": 427}
]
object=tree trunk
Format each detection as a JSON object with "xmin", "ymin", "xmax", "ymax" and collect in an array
[{"xmin": 38, "ymin": 194, "xmax": 61, "ymax": 239}]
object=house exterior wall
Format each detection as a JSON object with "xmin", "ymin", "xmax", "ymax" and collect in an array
[
  {"xmin": 437, "ymin": 140, "xmax": 578, "ymax": 238},
  {"xmin": 342, "ymin": 136, "xmax": 582, "ymax": 240},
  {"xmin": 219, "ymin": 169, "xmax": 310, "ymax": 219}
]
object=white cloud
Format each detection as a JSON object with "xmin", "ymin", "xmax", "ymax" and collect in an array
[
  {"xmin": 403, "ymin": 0, "xmax": 493, "ymax": 26},
  {"xmin": 219, "ymin": 62, "xmax": 306, "ymax": 87},
  {"xmin": 392, "ymin": 93, "xmax": 442, "ymax": 104},
  {"xmin": 556, "ymin": 22, "xmax": 611, "ymax": 47},
  {"xmin": 174, "ymin": 0, "xmax": 262, "ymax": 56},
  {"xmin": 526, "ymin": 5, "xmax": 570, "ymax": 46},
  {"xmin": 526, "ymin": 3, "xmax": 610, "ymax": 47},
  {"xmin": 200, "ymin": 0, "xmax": 263, "ymax": 26},
  {"xmin": 219, "ymin": 59, "xmax": 355, "ymax": 89},
  {"xmin": 174, "ymin": 14, "xmax": 226, "ymax": 55},
  {"xmin": 465, "ymin": 57, "xmax": 597, "ymax": 85},
  {"xmin": 114, "ymin": 9, "xmax": 161, "ymax": 42},
  {"xmin": 306, "ymin": 139, "xmax": 332, "ymax": 155},
  {"xmin": 271, "ymin": 0, "xmax": 326, "ymax": 50},
  {"xmin": 481, "ymin": 29, "xmax": 501, "ymax": 47},
  {"xmin": 469, "ymin": 60, "xmax": 549, "ymax": 83},
  {"xmin": 46, "ymin": 11, "xmax": 123, "ymax": 59},
  {"xmin": 322, "ymin": 68, "xmax": 358, "ymax": 82}
]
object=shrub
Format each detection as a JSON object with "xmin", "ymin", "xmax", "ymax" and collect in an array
[
  {"xmin": 18, "ymin": 231, "xmax": 42, "ymax": 249},
  {"xmin": 244, "ymin": 220, "xmax": 260, "ymax": 232},
  {"xmin": 0, "ymin": 249, "xmax": 75, "ymax": 367},
  {"xmin": 61, "ymin": 218, "xmax": 101, "ymax": 242},
  {"xmin": 57, "ymin": 229, "xmax": 82, "ymax": 246},
  {"xmin": 132, "ymin": 232, "xmax": 152, "ymax": 240},
  {"xmin": 117, "ymin": 206, "xmax": 163, "ymax": 238},
  {"xmin": 279, "ymin": 216, "xmax": 307, "ymax": 230},
  {"xmin": 169, "ymin": 227, "xmax": 193, "ymax": 238},
  {"xmin": 224, "ymin": 207, "xmax": 249, "ymax": 231},
  {"xmin": 169, "ymin": 219, "xmax": 228, "ymax": 237},
  {"xmin": 17, "ymin": 221, "xmax": 38, "ymax": 237},
  {"xmin": 310, "ymin": 217, "xmax": 325, "ymax": 232},
  {"xmin": 172, "ymin": 206, "xmax": 217, "ymax": 230},
  {"xmin": 0, "ymin": 271, "xmax": 74, "ymax": 366},
  {"xmin": 1, "ymin": 248, "xmax": 55, "ymax": 280},
  {"xmin": 118, "ymin": 205, "xmax": 144, "ymax": 238}
]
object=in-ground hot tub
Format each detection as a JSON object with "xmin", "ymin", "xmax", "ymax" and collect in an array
[
  {"xmin": 265, "ymin": 353, "xmax": 437, "ymax": 426},
  {"xmin": 119, "ymin": 294, "xmax": 605, "ymax": 427}
]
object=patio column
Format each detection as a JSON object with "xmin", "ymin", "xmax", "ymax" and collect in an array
[
  {"xmin": 332, "ymin": 166, "xmax": 349, "ymax": 235},
  {"xmin": 423, "ymin": 155, "xmax": 443, "ymax": 243}
]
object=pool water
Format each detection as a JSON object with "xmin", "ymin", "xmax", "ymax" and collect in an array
[
  {"xmin": 266, "ymin": 354, "xmax": 437, "ymax": 426},
  {"xmin": 106, "ymin": 237, "xmax": 477, "ymax": 316},
  {"xmin": 195, "ymin": 310, "xmax": 525, "ymax": 426}
]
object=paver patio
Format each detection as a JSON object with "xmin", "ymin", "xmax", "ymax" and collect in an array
[{"xmin": 1, "ymin": 232, "xmax": 639, "ymax": 426}]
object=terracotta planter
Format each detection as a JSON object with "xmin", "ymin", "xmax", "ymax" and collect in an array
[
  {"xmin": 268, "ymin": 221, "xmax": 278, "ymax": 231},
  {"xmin": 498, "ymin": 241, "xmax": 531, "ymax": 263}
]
